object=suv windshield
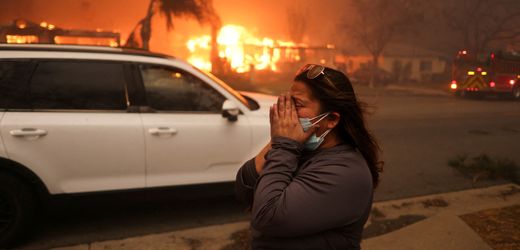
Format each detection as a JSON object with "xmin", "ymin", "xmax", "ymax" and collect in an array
[{"xmin": 191, "ymin": 66, "xmax": 251, "ymax": 110}]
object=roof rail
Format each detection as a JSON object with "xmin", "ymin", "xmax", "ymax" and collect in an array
[{"xmin": 0, "ymin": 43, "xmax": 174, "ymax": 59}]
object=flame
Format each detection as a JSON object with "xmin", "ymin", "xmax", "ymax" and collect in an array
[
  {"xmin": 187, "ymin": 24, "xmax": 305, "ymax": 73},
  {"xmin": 40, "ymin": 21, "xmax": 55, "ymax": 30},
  {"xmin": 15, "ymin": 19, "xmax": 27, "ymax": 29},
  {"xmin": 54, "ymin": 36, "xmax": 119, "ymax": 47},
  {"xmin": 6, "ymin": 35, "xmax": 39, "ymax": 44}
]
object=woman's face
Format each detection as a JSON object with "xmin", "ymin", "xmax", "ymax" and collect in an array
[
  {"xmin": 289, "ymin": 81, "xmax": 322, "ymax": 119},
  {"xmin": 289, "ymin": 81, "xmax": 340, "ymax": 134}
]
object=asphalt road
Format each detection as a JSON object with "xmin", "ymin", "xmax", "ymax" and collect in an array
[
  {"xmin": 365, "ymin": 93, "xmax": 519, "ymax": 200},
  {"xmin": 16, "ymin": 92, "xmax": 520, "ymax": 250}
]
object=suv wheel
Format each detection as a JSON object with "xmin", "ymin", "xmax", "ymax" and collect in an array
[{"xmin": 0, "ymin": 173, "xmax": 38, "ymax": 248}]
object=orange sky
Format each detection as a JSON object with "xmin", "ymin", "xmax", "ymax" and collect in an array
[{"xmin": 1, "ymin": 0, "xmax": 348, "ymax": 58}]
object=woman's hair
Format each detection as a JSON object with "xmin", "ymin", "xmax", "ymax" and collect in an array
[{"xmin": 294, "ymin": 67, "xmax": 383, "ymax": 188}]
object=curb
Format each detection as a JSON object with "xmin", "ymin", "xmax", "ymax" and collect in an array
[{"xmin": 53, "ymin": 184, "xmax": 519, "ymax": 250}]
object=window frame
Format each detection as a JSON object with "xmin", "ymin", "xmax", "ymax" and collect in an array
[
  {"xmin": 0, "ymin": 59, "xmax": 37, "ymax": 111},
  {"xmin": 136, "ymin": 63, "xmax": 234, "ymax": 114},
  {"xmin": 25, "ymin": 59, "xmax": 134, "ymax": 113}
]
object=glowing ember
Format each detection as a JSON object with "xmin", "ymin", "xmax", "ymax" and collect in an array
[
  {"xmin": 54, "ymin": 36, "xmax": 119, "ymax": 47},
  {"xmin": 187, "ymin": 24, "xmax": 306, "ymax": 73},
  {"xmin": 6, "ymin": 35, "xmax": 39, "ymax": 44}
]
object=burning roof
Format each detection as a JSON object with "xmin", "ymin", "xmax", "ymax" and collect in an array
[{"xmin": 0, "ymin": 18, "xmax": 120, "ymax": 47}]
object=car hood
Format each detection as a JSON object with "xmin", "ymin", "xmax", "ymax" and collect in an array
[{"xmin": 239, "ymin": 91, "xmax": 277, "ymax": 116}]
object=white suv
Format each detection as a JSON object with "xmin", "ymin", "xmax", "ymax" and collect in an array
[{"xmin": 0, "ymin": 44, "xmax": 275, "ymax": 246}]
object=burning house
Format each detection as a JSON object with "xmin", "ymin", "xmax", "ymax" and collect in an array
[
  {"xmin": 0, "ymin": 18, "xmax": 120, "ymax": 47},
  {"xmin": 186, "ymin": 24, "xmax": 337, "ymax": 80}
]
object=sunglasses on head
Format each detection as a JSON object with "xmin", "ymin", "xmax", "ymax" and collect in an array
[{"xmin": 296, "ymin": 64, "xmax": 337, "ymax": 90}]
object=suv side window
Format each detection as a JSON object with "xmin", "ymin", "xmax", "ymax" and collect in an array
[
  {"xmin": 140, "ymin": 65, "xmax": 225, "ymax": 112},
  {"xmin": 0, "ymin": 60, "xmax": 34, "ymax": 109},
  {"xmin": 30, "ymin": 61, "xmax": 128, "ymax": 110}
]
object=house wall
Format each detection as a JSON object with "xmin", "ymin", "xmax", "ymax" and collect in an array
[
  {"xmin": 381, "ymin": 56, "xmax": 447, "ymax": 82},
  {"xmin": 336, "ymin": 54, "xmax": 448, "ymax": 83}
]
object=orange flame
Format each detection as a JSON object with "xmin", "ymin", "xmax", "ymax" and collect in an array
[
  {"xmin": 187, "ymin": 24, "xmax": 306, "ymax": 73},
  {"xmin": 6, "ymin": 35, "xmax": 39, "ymax": 44}
]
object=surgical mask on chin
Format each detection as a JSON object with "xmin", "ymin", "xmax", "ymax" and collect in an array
[{"xmin": 299, "ymin": 112, "xmax": 331, "ymax": 151}]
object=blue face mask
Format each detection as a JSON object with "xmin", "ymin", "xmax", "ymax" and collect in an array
[{"xmin": 299, "ymin": 112, "xmax": 332, "ymax": 151}]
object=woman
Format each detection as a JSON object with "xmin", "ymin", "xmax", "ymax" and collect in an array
[{"xmin": 235, "ymin": 64, "xmax": 383, "ymax": 249}]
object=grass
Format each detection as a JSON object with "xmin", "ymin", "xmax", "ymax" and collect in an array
[{"xmin": 448, "ymin": 153, "xmax": 519, "ymax": 184}]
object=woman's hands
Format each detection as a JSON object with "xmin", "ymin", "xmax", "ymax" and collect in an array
[
  {"xmin": 254, "ymin": 93, "xmax": 317, "ymax": 174},
  {"xmin": 270, "ymin": 93, "xmax": 317, "ymax": 143}
]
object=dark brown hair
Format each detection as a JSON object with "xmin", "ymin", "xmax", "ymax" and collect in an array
[{"xmin": 295, "ymin": 67, "xmax": 383, "ymax": 188}]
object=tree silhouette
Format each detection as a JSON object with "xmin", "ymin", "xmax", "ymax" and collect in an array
[
  {"xmin": 341, "ymin": 0, "xmax": 424, "ymax": 87},
  {"xmin": 125, "ymin": 0, "xmax": 220, "ymax": 51}
]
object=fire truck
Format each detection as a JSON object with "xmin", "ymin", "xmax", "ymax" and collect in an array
[{"xmin": 450, "ymin": 50, "xmax": 520, "ymax": 100}]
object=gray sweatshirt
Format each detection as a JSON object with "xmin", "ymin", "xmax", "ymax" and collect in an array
[{"xmin": 235, "ymin": 136, "xmax": 373, "ymax": 250}]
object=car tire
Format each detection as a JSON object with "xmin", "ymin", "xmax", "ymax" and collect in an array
[{"xmin": 0, "ymin": 173, "xmax": 38, "ymax": 248}]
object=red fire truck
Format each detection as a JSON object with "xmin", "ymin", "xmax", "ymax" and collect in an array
[{"xmin": 450, "ymin": 50, "xmax": 520, "ymax": 99}]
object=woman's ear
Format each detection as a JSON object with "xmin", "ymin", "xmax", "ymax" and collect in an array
[{"xmin": 327, "ymin": 112, "xmax": 341, "ymax": 129}]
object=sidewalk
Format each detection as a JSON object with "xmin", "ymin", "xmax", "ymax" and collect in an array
[
  {"xmin": 361, "ymin": 183, "xmax": 519, "ymax": 249},
  {"xmin": 54, "ymin": 184, "xmax": 519, "ymax": 250},
  {"xmin": 362, "ymin": 213, "xmax": 492, "ymax": 250}
]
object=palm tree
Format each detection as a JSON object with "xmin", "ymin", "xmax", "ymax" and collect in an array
[{"xmin": 125, "ymin": 0, "xmax": 221, "ymax": 51}]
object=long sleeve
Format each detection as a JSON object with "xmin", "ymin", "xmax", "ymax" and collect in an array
[
  {"xmin": 235, "ymin": 157, "xmax": 259, "ymax": 206},
  {"xmin": 251, "ymin": 136, "xmax": 373, "ymax": 237}
]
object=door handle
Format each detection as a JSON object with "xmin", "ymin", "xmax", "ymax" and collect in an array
[
  {"xmin": 10, "ymin": 128, "xmax": 48, "ymax": 137},
  {"xmin": 148, "ymin": 127, "xmax": 178, "ymax": 136}
]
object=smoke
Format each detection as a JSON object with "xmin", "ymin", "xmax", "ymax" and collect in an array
[{"xmin": 0, "ymin": 0, "xmax": 349, "ymax": 57}]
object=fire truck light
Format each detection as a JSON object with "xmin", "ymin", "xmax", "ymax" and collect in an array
[
  {"xmin": 40, "ymin": 22, "xmax": 48, "ymax": 28},
  {"xmin": 490, "ymin": 82, "xmax": 496, "ymax": 88},
  {"xmin": 481, "ymin": 71, "xmax": 487, "ymax": 76},
  {"xmin": 468, "ymin": 71, "xmax": 475, "ymax": 75},
  {"xmin": 510, "ymin": 80, "xmax": 515, "ymax": 85},
  {"xmin": 477, "ymin": 67, "xmax": 482, "ymax": 72},
  {"xmin": 48, "ymin": 24, "xmax": 55, "ymax": 30},
  {"xmin": 450, "ymin": 82, "xmax": 457, "ymax": 90},
  {"xmin": 462, "ymin": 50, "xmax": 467, "ymax": 55}
]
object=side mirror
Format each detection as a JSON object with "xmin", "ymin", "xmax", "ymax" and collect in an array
[{"xmin": 222, "ymin": 100, "xmax": 240, "ymax": 122}]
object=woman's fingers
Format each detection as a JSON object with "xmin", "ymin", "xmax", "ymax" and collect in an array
[
  {"xmin": 285, "ymin": 92, "xmax": 292, "ymax": 119},
  {"xmin": 290, "ymin": 95, "xmax": 298, "ymax": 122},
  {"xmin": 272, "ymin": 103, "xmax": 279, "ymax": 120},
  {"xmin": 278, "ymin": 95, "xmax": 285, "ymax": 119},
  {"xmin": 269, "ymin": 105, "xmax": 273, "ymax": 124}
]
